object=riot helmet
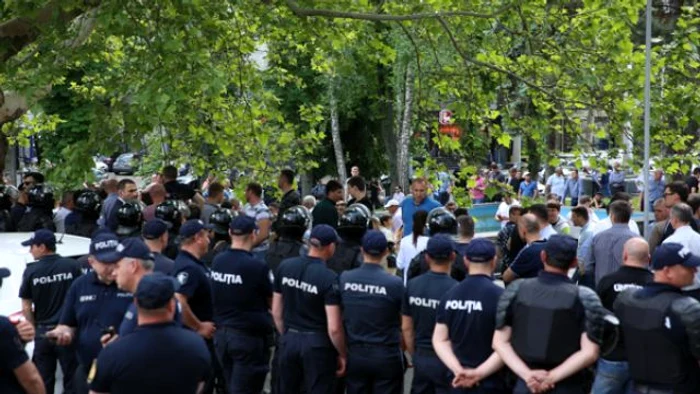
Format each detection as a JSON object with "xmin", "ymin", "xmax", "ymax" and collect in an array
[
  {"xmin": 155, "ymin": 200, "xmax": 183, "ymax": 231},
  {"xmin": 278, "ymin": 205, "xmax": 310, "ymax": 240},
  {"xmin": 427, "ymin": 207, "xmax": 458, "ymax": 236},
  {"xmin": 27, "ymin": 185, "xmax": 54, "ymax": 210},
  {"xmin": 116, "ymin": 202, "xmax": 143, "ymax": 237},
  {"xmin": 75, "ymin": 190, "xmax": 102, "ymax": 217},
  {"xmin": 338, "ymin": 203, "xmax": 370, "ymax": 241},
  {"xmin": 209, "ymin": 208, "xmax": 237, "ymax": 236}
]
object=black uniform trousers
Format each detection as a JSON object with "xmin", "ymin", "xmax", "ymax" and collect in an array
[
  {"xmin": 214, "ymin": 327, "xmax": 270, "ymax": 394},
  {"xmin": 34, "ymin": 324, "xmax": 78, "ymax": 394},
  {"xmin": 411, "ymin": 347, "xmax": 452, "ymax": 394},
  {"xmin": 345, "ymin": 343, "xmax": 403, "ymax": 394},
  {"xmin": 278, "ymin": 330, "xmax": 338, "ymax": 394}
]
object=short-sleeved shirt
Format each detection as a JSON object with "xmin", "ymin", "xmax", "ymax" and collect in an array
[
  {"xmin": 118, "ymin": 300, "xmax": 183, "ymax": 337},
  {"xmin": 164, "ymin": 180, "xmax": 196, "ymax": 201},
  {"xmin": 0, "ymin": 316, "xmax": 28, "ymax": 394},
  {"xmin": 273, "ymin": 256, "xmax": 340, "ymax": 332},
  {"xmin": 211, "ymin": 249, "xmax": 273, "ymax": 333},
  {"xmin": 174, "ymin": 250, "xmax": 213, "ymax": 322},
  {"xmin": 243, "ymin": 201, "xmax": 272, "ymax": 252},
  {"xmin": 519, "ymin": 181, "xmax": 537, "ymax": 197},
  {"xmin": 509, "ymin": 240, "xmax": 546, "ymax": 280},
  {"xmin": 436, "ymin": 275, "xmax": 503, "ymax": 384},
  {"xmin": 546, "ymin": 174, "xmax": 566, "ymax": 197},
  {"xmin": 402, "ymin": 271, "xmax": 457, "ymax": 350},
  {"xmin": 19, "ymin": 254, "xmax": 82, "ymax": 325},
  {"xmin": 90, "ymin": 322, "xmax": 211, "ymax": 394},
  {"xmin": 400, "ymin": 197, "xmax": 442, "ymax": 237},
  {"xmin": 59, "ymin": 272, "xmax": 133, "ymax": 366},
  {"xmin": 340, "ymin": 264, "xmax": 403, "ymax": 346},
  {"xmin": 153, "ymin": 253, "xmax": 175, "ymax": 275}
]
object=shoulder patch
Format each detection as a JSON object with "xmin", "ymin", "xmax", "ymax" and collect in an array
[{"xmin": 177, "ymin": 272, "xmax": 189, "ymax": 285}]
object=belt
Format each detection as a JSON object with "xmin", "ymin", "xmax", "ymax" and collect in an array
[
  {"xmin": 220, "ymin": 327, "xmax": 268, "ymax": 337},
  {"xmin": 286, "ymin": 328, "xmax": 324, "ymax": 335},
  {"xmin": 632, "ymin": 383, "xmax": 674, "ymax": 394}
]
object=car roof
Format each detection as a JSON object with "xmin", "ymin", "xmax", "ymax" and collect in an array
[{"xmin": 0, "ymin": 233, "xmax": 91, "ymax": 317}]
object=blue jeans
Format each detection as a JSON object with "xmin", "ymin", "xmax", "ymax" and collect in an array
[{"xmin": 591, "ymin": 359, "xmax": 632, "ymax": 394}]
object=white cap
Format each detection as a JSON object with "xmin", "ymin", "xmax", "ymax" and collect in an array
[
  {"xmin": 523, "ymin": 171, "xmax": 531, "ymax": 177},
  {"xmin": 384, "ymin": 199, "xmax": 400, "ymax": 208}
]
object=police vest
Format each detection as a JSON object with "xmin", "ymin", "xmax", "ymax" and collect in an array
[
  {"xmin": 266, "ymin": 239, "xmax": 303, "ymax": 274},
  {"xmin": 406, "ymin": 250, "xmax": 466, "ymax": 282},
  {"xmin": 327, "ymin": 242, "xmax": 361, "ymax": 274},
  {"xmin": 616, "ymin": 290, "xmax": 700, "ymax": 388},
  {"xmin": 17, "ymin": 209, "xmax": 55, "ymax": 232},
  {"xmin": 511, "ymin": 278, "xmax": 581, "ymax": 367}
]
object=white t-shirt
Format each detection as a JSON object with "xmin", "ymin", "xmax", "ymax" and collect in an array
[
  {"xmin": 397, "ymin": 235, "xmax": 429, "ymax": 271},
  {"xmin": 546, "ymin": 174, "xmax": 566, "ymax": 197},
  {"xmin": 496, "ymin": 199, "xmax": 520, "ymax": 228}
]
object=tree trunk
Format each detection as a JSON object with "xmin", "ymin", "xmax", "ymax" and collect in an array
[
  {"xmin": 396, "ymin": 63, "xmax": 415, "ymax": 192},
  {"xmin": 329, "ymin": 81, "xmax": 347, "ymax": 184}
]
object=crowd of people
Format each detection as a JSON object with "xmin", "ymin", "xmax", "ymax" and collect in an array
[{"xmin": 2, "ymin": 163, "xmax": 700, "ymax": 394}]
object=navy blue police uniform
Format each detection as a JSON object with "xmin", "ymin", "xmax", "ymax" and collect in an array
[
  {"xmin": 0, "ymin": 315, "xmax": 31, "ymax": 394},
  {"xmin": 340, "ymin": 230, "xmax": 404, "ymax": 394},
  {"xmin": 496, "ymin": 235, "xmax": 608, "ymax": 394},
  {"xmin": 142, "ymin": 219, "xmax": 175, "ymax": 275},
  {"xmin": 508, "ymin": 239, "xmax": 547, "ymax": 280},
  {"xmin": 614, "ymin": 243, "xmax": 700, "ymax": 394},
  {"xmin": 58, "ymin": 232, "xmax": 133, "ymax": 394},
  {"xmin": 435, "ymin": 239, "xmax": 507, "ymax": 394},
  {"xmin": 403, "ymin": 234, "xmax": 459, "ymax": 394},
  {"xmin": 211, "ymin": 216, "xmax": 274, "ymax": 394},
  {"xmin": 18, "ymin": 229, "xmax": 82, "ymax": 394},
  {"xmin": 119, "ymin": 295, "xmax": 182, "ymax": 336},
  {"xmin": 274, "ymin": 225, "xmax": 342, "ymax": 394},
  {"xmin": 90, "ymin": 273, "xmax": 211, "ymax": 394}
]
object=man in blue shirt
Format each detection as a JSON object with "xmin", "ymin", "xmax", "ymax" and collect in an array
[
  {"xmin": 272, "ymin": 224, "xmax": 346, "ymax": 394},
  {"xmin": 89, "ymin": 273, "xmax": 211, "ymax": 394},
  {"xmin": 211, "ymin": 216, "xmax": 273, "ymax": 394},
  {"xmin": 518, "ymin": 172, "xmax": 538, "ymax": 199},
  {"xmin": 46, "ymin": 232, "xmax": 133, "ymax": 394},
  {"xmin": 503, "ymin": 214, "xmax": 546, "ymax": 285},
  {"xmin": 401, "ymin": 177, "xmax": 441, "ymax": 237},
  {"xmin": 402, "ymin": 234, "xmax": 458, "ymax": 393},
  {"xmin": 562, "ymin": 169, "xmax": 583, "ymax": 206},
  {"xmin": 340, "ymin": 230, "xmax": 404, "ymax": 394},
  {"xmin": 433, "ymin": 239, "xmax": 507, "ymax": 392}
]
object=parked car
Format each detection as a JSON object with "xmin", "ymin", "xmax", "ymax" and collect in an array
[{"xmin": 112, "ymin": 153, "xmax": 140, "ymax": 175}]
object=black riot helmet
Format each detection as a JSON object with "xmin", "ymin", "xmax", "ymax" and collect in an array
[
  {"xmin": 209, "ymin": 208, "xmax": 237, "ymax": 236},
  {"xmin": 116, "ymin": 202, "xmax": 143, "ymax": 237},
  {"xmin": 278, "ymin": 205, "xmax": 310, "ymax": 240},
  {"xmin": 155, "ymin": 200, "xmax": 183, "ymax": 231},
  {"xmin": 0, "ymin": 184, "xmax": 18, "ymax": 211},
  {"xmin": 427, "ymin": 207, "xmax": 458, "ymax": 236},
  {"xmin": 338, "ymin": 203, "xmax": 370, "ymax": 242},
  {"xmin": 75, "ymin": 190, "xmax": 102, "ymax": 217},
  {"xmin": 27, "ymin": 185, "xmax": 54, "ymax": 210}
]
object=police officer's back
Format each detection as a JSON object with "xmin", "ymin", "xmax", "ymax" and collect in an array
[
  {"xmin": 340, "ymin": 230, "xmax": 404, "ymax": 394},
  {"xmin": 141, "ymin": 219, "xmax": 175, "ymax": 275},
  {"xmin": 433, "ymin": 239, "xmax": 507, "ymax": 392},
  {"xmin": 89, "ymin": 273, "xmax": 211, "ymax": 394},
  {"xmin": 18, "ymin": 229, "xmax": 81, "ymax": 393},
  {"xmin": 211, "ymin": 216, "xmax": 273, "ymax": 394},
  {"xmin": 202, "ymin": 208, "xmax": 236, "ymax": 267},
  {"xmin": 402, "ymin": 234, "xmax": 458, "ymax": 394},
  {"xmin": 66, "ymin": 190, "xmax": 102, "ymax": 237},
  {"xmin": 272, "ymin": 224, "xmax": 346, "ymax": 394},
  {"xmin": 267, "ymin": 205, "xmax": 309, "ymax": 275},
  {"xmin": 494, "ymin": 235, "xmax": 609, "ymax": 394},
  {"xmin": 614, "ymin": 243, "xmax": 700, "ymax": 393},
  {"xmin": 328, "ymin": 204, "xmax": 368, "ymax": 274}
]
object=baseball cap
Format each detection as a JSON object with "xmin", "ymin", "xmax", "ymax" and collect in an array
[
  {"xmin": 142, "ymin": 219, "xmax": 172, "ymax": 240},
  {"xmin": 0, "ymin": 267, "xmax": 10, "ymax": 279},
  {"xmin": 384, "ymin": 199, "xmax": 400, "ymax": 209},
  {"xmin": 309, "ymin": 224, "xmax": 340, "ymax": 247},
  {"xmin": 179, "ymin": 219, "xmax": 214, "ymax": 238},
  {"xmin": 426, "ymin": 234, "xmax": 455, "ymax": 260},
  {"xmin": 135, "ymin": 273, "xmax": 180, "ymax": 310},
  {"xmin": 464, "ymin": 238, "xmax": 496, "ymax": 263},
  {"xmin": 21, "ymin": 229, "xmax": 56, "ymax": 247},
  {"xmin": 361, "ymin": 230, "xmax": 388, "ymax": 256},
  {"xmin": 229, "ymin": 215, "xmax": 257, "ymax": 235},
  {"xmin": 544, "ymin": 235, "xmax": 578, "ymax": 263},
  {"xmin": 523, "ymin": 171, "xmax": 531, "ymax": 177},
  {"xmin": 101, "ymin": 237, "xmax": 154, "ymax": 264},
  {"xmin": 90, "ymin": 232, "xmax": 120, "ymax": 263},
  {"xmin": 652, "ymin": 243, "xmax": 700, "ymax": 270}
]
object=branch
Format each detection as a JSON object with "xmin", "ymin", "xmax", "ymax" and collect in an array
[{"xmin": 286, "ymin": 0, "xmax": 515, "ymax": 21}]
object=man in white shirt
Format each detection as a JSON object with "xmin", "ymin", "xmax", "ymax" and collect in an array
[
  {"xmin": 663, "ymin": 203, "xmax": 700, "ymax": 258},
  {"xmin": 545, "ymin": 167, "xmax": 566, "ymax": 200},
  {"xmin": 494, "ymin": 194, "xmax": 520, "ymax": 228},
  {"xmin": 384, "ymin": 199, "xmax": 403, "ymax": 233}
]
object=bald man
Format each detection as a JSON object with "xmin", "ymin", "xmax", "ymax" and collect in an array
[
  {"xmin": 592, "ymin": 238, "xmax": 653, "ymax": 393},
  {"xmin": 144, "ymin": 184, "xmax": 167, "ymax": 222},
  {"xmin": 98, "ymin": 179, "xmax": 120, "ymax": 227}
]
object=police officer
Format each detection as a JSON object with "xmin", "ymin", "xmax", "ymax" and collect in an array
[
  {"xmin": 173, "ymin": 219, "xmax": 220, "ymax": 393},
  {"xmin": 267, "ymin": 205, "xmax": 309, "ymax": 275},
  {"xmin": 0, "ymin": 303, "xmax": 45, "ymax": 394},
  {"xmin": 17, "ymin": 185, "xmax": 56, "ymax": 232},
  {"xmin": 614, "ymin": 242, "xmax": 700, "ymax": 393},
  {"xmin": 402, "ymin": 234, "xmax": 459, "ymax": 394},
  {"xmin": 328, "ymin": 203, "xmax": 369, "ymax": 274},
  {"xmin": 272, "ymin": 224, "xmax": 347, "ymax": 394},
  {"xmin": 155, "ymin": 200, "xmax": 185, "ymax": 259},
  {"xmin": 141, "ymin": 219, "xmax": 175, "ymax": 275},
  {"xmin": 211, "ymin": 215, "xmax": 273, "ymax": 394},
  {"xmin": 340, "ymin": 230, "xmax": 403, "ymax": 394},
  {"xmin": 89, "ymin": 273, "xmax": 211, "ymax": 394},
  {"xmin": 406, "ymin": 207, "xmax": 467, "ymax": 282},
  {"xmin": 493, "ymin": 235, "xmax": 609, "ymax": 394},
  {"xmin": 18, "ymin": 229, "xmax": 82, "ymax": 393},
  {"xmin": 46, "ymin": 232, "xmax": 133, "ymax": 394},
  {"xmin": 66, "ymin": 190, "xmax": 102, "ymax": 237},
  {"xmin": 114, "ymin": 202, "xmax": 143, "ymax": 239},
  {"xmin": 202, "ymin": 208, "xmax": 236, "ymax": 267},
  {"xmin": 433, "ymin": 238, "xmax": 507, "ymax": 393}
]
